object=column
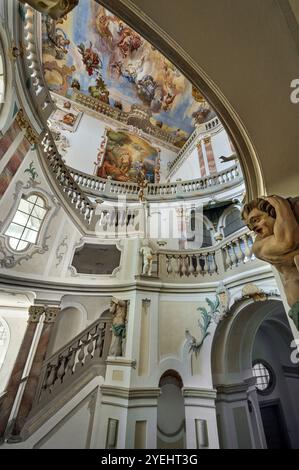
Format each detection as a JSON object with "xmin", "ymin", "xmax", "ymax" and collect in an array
[
  {"xmin": 183, "ymin": 388, "xmax": 219, "ymax": 449},
  {"xmin": 203, "ymin": 137, "xmax": 217, "ymax": 174},
  {"xmin": 0, "ymin": 305, "xmax": 44, "ymax": 440},
  {"xmin": 215, "ymin": 380, "xmax": 264, "ymax": 449},
  {"xmin": 10, "ymin": 306, "xmax": 60, "ymax": 438},
  {"xmin": 197, "ymin": 140, "xmax": 206, "ymax": 177}
]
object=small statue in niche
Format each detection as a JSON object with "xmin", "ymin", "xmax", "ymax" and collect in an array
[
  {"xmin": 242, "ymin": 195, "xmax": 299, "ymax": 329},
  {"xmin": 140, "ymin": 240, "xmax": 154, "ymax": 276},
  {"xmin": 108, "ymin": 298, "xmax": 128, "ymax": 357}
]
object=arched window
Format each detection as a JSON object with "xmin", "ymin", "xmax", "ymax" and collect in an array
[
  {"xmin": 5, "ymin": 194, "xmax": 47, "ymax": 251},
  {"xmin": 223, "ymin": 207, "xmax": 244, "ymax": 237}
]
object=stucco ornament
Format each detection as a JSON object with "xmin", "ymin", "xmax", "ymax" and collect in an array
[
  {"xmin": 242, "ymin": 283, "xmax": 267, "ymax": 302},
  {"xmin": 216, "ymin": 282, "xmax": 231, "ymax": 314},
  {"xmin": 19, "ymin": 0, "xmax": 79, "ymax": 20},
  {"xmin": 242, "ymin": 195, "xmax": 299, "ymax": 329},
  {"xmin": 185, "ymin": 297, "xmax": 221, "ymax": 357}
]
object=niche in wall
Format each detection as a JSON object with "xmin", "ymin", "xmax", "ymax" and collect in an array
[{"xmin": 71, "ymin": 244, "xmax": 121, "ymax": 275}]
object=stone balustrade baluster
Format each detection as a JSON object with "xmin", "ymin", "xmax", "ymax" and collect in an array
[
  {"xmin": 208, "ymin": 253, "xmax": 217, "ymax": 274},
  {"xmin": 56, "ymin": 355, "xmax": 67, "ymax": 384},
  {"xmin": 166, "ymin": 255, "xmax": 173, "ymax": 274},
  {"xmin": 234, "ymin": 238, "xmax": 244, "ymax": 264},
  {"xmin": 188, "ymin": 255, "xmax": 195, "ymax": 276},
  {"xmin": 228, "ymin": 242, "xmax": 237, "ymax": 267},
  {"xmin": 184, "ymin": 256, "xmax": 190, "ymax": 276}
]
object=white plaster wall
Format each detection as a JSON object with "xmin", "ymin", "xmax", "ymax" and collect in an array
[
  {"xmin": 57, "ymin": 111, "xmax": 177, "ymax": 181},
  {"xmin": 185, "ymin": 403, "xmax": 219, "ymax": 449},
  {"xmin": 1, "ymin": 375, "xmax": 104, "ymax": 449},
  {"xmin": 0, "ymin": 307, "xmax": 27, "ymax": 393},
  {"xmin": 170, "ymin": 146, "xmax": 200, "ymax": 181},
  {"xmin": 170, "ymin": 127, "xmax": 238, "ymax": 181},
  {"xmin": 48, "ymin": 307, "xmax": 85, "ymax": 355},
  {"xmin": 211, "ymin": 129, "xmax": 236, "ymax": 172}
]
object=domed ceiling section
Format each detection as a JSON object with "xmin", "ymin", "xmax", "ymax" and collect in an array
[{"xmin": 41, "ymin": 0, "xmax": 216, "ymax": 149}]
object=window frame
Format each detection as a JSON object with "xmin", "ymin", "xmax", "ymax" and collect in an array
[
  {"xmin": 252, "ymin": 359, "xmax": 276, "ymax": 396},
  {"xmin": 3, "ymin": 192, "xmax": 49, "ymax": 254}
]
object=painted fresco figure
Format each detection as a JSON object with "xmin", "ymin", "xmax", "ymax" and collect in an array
[{"xmin": 242, "ymin": 195, "xmax": 299, "ymax": 329}]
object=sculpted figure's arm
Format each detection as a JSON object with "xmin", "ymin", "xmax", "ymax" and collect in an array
[{"xmin": 254, "ymin": 196, "xmax": 299, "ymax": 261}]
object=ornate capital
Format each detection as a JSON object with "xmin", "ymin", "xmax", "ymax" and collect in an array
[
  {"xmin": 203, "ymin": 136, "xmax": 211, "ymax": 144},
  {"xmin": 44, "ymin": 306, "xmax": 60, "ymax": 323},
  {"xmin": 28, "ymin": 305, "xmax": 45, "ymax": 323}
]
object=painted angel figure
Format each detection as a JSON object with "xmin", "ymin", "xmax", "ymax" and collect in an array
[{"xmin": 77, "ymin": 42, "xmax": 102, "ymax": 76}]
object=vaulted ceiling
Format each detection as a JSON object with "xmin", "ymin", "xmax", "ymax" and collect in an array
[{"xmin": 41, "ymin": 0, "xmax": 216, "ymax": 147}]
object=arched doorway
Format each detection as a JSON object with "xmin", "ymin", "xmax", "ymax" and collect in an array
[
  {"xmin": 157, "ymin": 370, "xmax": 185, "ymax": 448},
  {"xmin": 211, "ymin": 298, "xmax": 299, "ymax": 449}
]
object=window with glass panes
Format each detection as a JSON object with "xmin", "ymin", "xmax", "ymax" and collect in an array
[
  {"xmin": 5, "ymin": 195, "xmax": 47, "ymax": 251},
  {"xmin": 252, "ymin": 361, "xmax": 274, "ymax": 393}
]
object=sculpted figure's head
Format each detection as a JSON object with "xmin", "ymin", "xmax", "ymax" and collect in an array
[
  {"xmin": 23, "ymin": 1, "xmax": 79, "ymax": 20},
  {"xmin": 242, "ymin": 198, "xmax": 276, "ymax": 239}
]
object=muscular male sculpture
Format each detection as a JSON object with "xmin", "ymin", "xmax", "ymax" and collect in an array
[{"xmin": 242, "ymin": 195, "xmax": 299, "ymax": 329}]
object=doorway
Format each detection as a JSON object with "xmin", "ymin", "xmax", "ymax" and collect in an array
[{"xmin": 259, "ymin": 400, "xmax": 290, "ymax": 449}]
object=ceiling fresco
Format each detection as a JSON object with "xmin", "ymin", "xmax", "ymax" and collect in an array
[{"xmin": 42, "ymin": 0, "xmax": 216, "ymax": 146}]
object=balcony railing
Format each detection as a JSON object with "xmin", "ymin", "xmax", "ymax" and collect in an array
[
  {"xmin": 39, "ymin": 131, "xmax": 96, "ymax": 226},
  {"xmin": 156, "ymin": 228, "xmax": 259, "ymax": 282},
  {"xmin": 16, "ymin": 3, "xmax": 54, "ymax": 125},
  {"xmin": 69, "ymin": 163, "xmax": 242, "ymax": 201}
]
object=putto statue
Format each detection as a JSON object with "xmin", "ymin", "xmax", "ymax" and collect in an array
[
  {"xmin": 140, "ymin": 240, "xmax": 154, "ymax": 276},
  {"xmin": 19, "ymin": 0, "xmax": 79, "ymax": 20},
  {"xmin": 108, "ymin": 298, "xmax": 128, "ymax": 357},
  {"xmin": 242, "ymin": 195, "xmax": 299, "ymax": 329}
]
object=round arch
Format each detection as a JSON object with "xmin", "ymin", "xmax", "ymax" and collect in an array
[
  {"xmin": 217, "ymin": 203, "xmax": 243, "ymax": 235},
  {"xmin": 157, "ymin": 369, "xmax": 185, "ymax": 448},
  {"xmin": 211, "ymin": 297, "xmax": 283, "ymax": 386}
]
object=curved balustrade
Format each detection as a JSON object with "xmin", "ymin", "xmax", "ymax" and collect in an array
[
  {"xmin": 16, "ymin": 4, "xmax": 54, "ymax": 123},
  {"xmin": 163, "ymin": 252, "xmax": 218, "ymax": 277},
  {"xmin": 221, "ymin": 231, "xmax": 254, "ymax": 270},
  {"xmin": 157, "ymin": 229, "xmax": 257, "ymax": 282},
  {"xmin": 34, "ymin": 316, "xmax": 111, "ymax": 406},
  {"xmin": 39, "ymin": 132, "xmax": 95, "ymax": 225},
  {"xmin": 73, "ymin": 91, "xmax": 178, "ymax": 146},
  {"xmin": 205, "ymin": 117, "xmax": 220, "ymax": 131},
  {"xmin": 69, "ymin": 164, "xmax": 242, "ymax": 201}
]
